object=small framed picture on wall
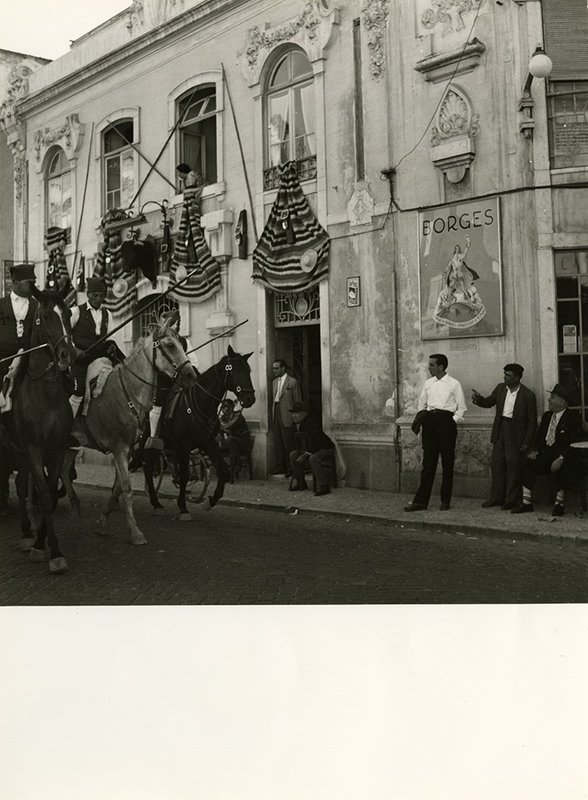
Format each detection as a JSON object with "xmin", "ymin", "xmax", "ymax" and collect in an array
[{"xmin": 347, "ymin": 276, "xmax": 361, "ymax": 307}]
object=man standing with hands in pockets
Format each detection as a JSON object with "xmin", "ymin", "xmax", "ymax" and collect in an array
[{"xmin": 405, "ymin": 354, "xmax": 467, "ymax": 512}]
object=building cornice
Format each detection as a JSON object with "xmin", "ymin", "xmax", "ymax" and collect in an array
[{"xmin": 17, "ymin": 0, "xmax": 249, "ymax": 117}]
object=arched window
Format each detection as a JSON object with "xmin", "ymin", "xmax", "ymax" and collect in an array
[
  {"xmin": 46, "ymin": 148, "xmax": 72, "ymax": 231},
  {"xmin": 177, "ymin": 85, "xmax": 217, "ymax": 189},
  {"xmin": 264, "ymin": 49, "xmax": 315, "ymax": 171},
  {"xmin": 102, "ymin": 119, "xmax": 136, "ymax": 211}
]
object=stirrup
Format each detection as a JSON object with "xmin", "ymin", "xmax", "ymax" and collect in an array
[{"xmin": 145, "ymin": 436, "xmax": 164, "ymax": 450}]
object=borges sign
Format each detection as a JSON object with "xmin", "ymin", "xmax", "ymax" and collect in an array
[{"xmin": 418, "ymin": 196, "xmax": 503, "ymax": 340}]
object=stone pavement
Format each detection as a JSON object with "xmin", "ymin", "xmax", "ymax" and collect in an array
[{"xmin": 73, "ymin": 460, "xmax": 588, "ymax": 546}]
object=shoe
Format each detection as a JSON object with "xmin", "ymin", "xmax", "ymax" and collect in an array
[
  {"xmin": 440, "ymin": 502, "xmax": 450, "ymax": 511},
  {"xmin": 314, "ymin": 486, "xmax": 331, "ymax": 496},
  {"xmin": 404, "ymin": 502, "xmax": 427, "ymax": 512},
  {"xmin": 551, "ymin": 503, "xmax": 564, "ymax": 517},
  {"xmin": 481, "ymin": 500, "xmax": 501, "ymax": 508},
  {"xmin": 288, "ymin": 482, "xmax": 308, "ymax": 492},
  {"xmin": 502, "ymin": 503, "xmax": 515, "ymax": 510},
  {"xmin": 511, "ymin": 503, "xmax": 534, "ymax": 514}
]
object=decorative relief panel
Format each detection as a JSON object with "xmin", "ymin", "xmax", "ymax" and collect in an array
[
  {"xmin": 33, "ymin": 114, "xmax": 84, "ymax": 172},
  {"xmin": 127, "ymin": 0, "xmax": 185, "ymax": 32},
  {"xmin": 239, "ymin": 0, "xmax": 339, "ymax": 86},
  {"xmin": 418, "ymin": 0, "xmax": 486, "ymax": 37},
  {"xmin": 430, "ymin": 86, "xmax": 479, "ymax": 183},
  {"xmin": 361, "ymin": 0, "xmax": 390, "ymax": 81},
  {"xmin": 0, "ymin": 64, "xmax": 34, "ymax": 204}
]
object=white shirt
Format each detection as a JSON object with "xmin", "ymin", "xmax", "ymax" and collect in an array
[
  {"xmin": 417, "ymin": 373, "xmax": 467, "ymax": 423},
  {"xmin": 70, "ymin": 304, "xmax": 112, "ymax": 336},
  {"xmin": 274, "ymin": 374, "xmax": 286, "ymax": 402},
  {"xmin": 10, "ymin": 292, "xmax": 29, "ymax": 338},
  {"xmin": 502, "ymin": 385, "xmax": 520, "ymax": 418}
]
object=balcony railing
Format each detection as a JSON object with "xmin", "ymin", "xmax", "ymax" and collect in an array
[{"xmin": 263, "ymin": 156, "xmax": 317, "ymax": 191}]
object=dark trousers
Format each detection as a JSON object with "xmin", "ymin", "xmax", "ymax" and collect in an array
[
  {"xmin": 289, "ymin": 448, "xmax": 334, "ymax": 487},
  {"xmin": 413, "ymin": 411, "xmax": 457, "ymax": 506},
  {"xmin": 522, "ymin": 448, "xmax": 578, "ymax": 493},
  {"xmin": 489, "ymin": 418, "xmax": 523, "ymax": 506},
  {"xmin": 273, "ymin": 404, "xmax": 294, "ymax": 475}
]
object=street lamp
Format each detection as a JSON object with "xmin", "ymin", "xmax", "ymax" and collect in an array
[{"xmin": 519, "ymin": 46, "xmax": 553, "ymax": 139}]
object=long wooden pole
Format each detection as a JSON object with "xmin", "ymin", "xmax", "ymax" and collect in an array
[{"xmin": 186, "ymin": 319, "xmax": 248, "ymax": 354}]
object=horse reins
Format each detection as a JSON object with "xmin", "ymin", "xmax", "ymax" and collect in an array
[{"xmin": 27, "ymin": 305, "xmax": 73, "ymax": 381}]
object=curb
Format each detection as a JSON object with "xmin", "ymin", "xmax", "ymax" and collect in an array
[{"xmin": 76, "ymin": 481, "xmax": 588, "ymax": 548}]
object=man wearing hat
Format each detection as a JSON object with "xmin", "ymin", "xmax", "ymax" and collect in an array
[
  {"xmin": 288, "ymin": 401, "xmax": 335, "ymax": 496},
  {"xmin": 69, "ymin": 276, "xmax": 125, "ymax": 418},
  {"xmin": 512, "ymin": 383, "xmax": 584, "ymax": 515},
  {"xmin": 0, "ymin": 263, "xmax": 38, "ymax": 398}
]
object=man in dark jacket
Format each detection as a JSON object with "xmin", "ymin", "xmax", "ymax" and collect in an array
[
  {"xmin": 511, "ymin": 383, "xmax": 584, "ymax": 516},
  {"xmin": 288, "ymin": 401, "xmax": 335, "ymax": 496},
  {"xmin": 0, "ymin": 263, "xmax": 38, "ymax": 393},
  {"xmin": 471, "ymin": 363, "xmax": 537, "ymax": 509}
]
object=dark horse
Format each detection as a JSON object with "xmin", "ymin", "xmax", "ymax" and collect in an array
[
  {"xmin": 4, "ymin": 283, "xmax": 76, "ymax": 572},
  {"xmin": 143, "ymin": 345, "xmax": 255, "ymax": 520},
  {"xmin": 61, "ymin": 314, "xmax": 199, "ymax": 545}
]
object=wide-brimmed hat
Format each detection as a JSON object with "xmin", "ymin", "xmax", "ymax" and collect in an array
[
  {"xmin": 300, "ymin": 248, "xmax": 318, "ymax": 273},
  {"xmin": 289, "ymin": 401, "xmax": 308, "ymax": 413},
  {"xmin": 10, "ymin": 263, "xmax": 36, "ymax": 282},
  {"xmin": 86, "ymin": 276, "xmax": 107, "ymax": 294},
  {"xmin": 548, "ymin": 383, "xmax": 572, "ymax": 403}
]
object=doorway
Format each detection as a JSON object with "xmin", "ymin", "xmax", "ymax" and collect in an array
[{"xmin": 275, "ymin": 324, "xmax": 322, "ymax": 417}]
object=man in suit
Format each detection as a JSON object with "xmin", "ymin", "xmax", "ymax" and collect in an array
[
  {"xmin": 512, "ymin": 383, "xmax": 584, "ymax": 516},
  {"xmin": 271, "ymin": 358, "xmax": 302, "ymax": 477},
  {"xmin": 471, "ymin": 363, "xmax": 537, "ymax": 510},
  {"xmin": 288, "ymin": 401, "xmax": 335, "ymax": 496}
]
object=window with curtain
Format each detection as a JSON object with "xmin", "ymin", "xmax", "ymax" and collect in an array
[
  {"xmin": 547, "ymin": 81, "xmax": 588, "ymax": 168},
  {"xmin": 102, "ymin": 119, "xmax": 136, "ymax": 211},
  {"xmin": 263, "ymin": 49, "xmax": 316, "ymax": 189},
  {"xmin": 177, "ymin": 85, "xmax": 217, "ymax": 189},
  {"xmin": 46, "ymin": 148, "xmax": 72, "ymax": 232}
]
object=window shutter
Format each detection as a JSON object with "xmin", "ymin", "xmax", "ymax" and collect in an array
[{"xmin": 543, "ymin": 0, "xmax": 588, "ymax": 79}]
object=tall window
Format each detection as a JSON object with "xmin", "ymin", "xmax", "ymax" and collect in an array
[
  {"xmin": 547, "ymin": 81, "xmax": 588, "ymax": 169},
  {"xmin": 555, "ymin": 249, "xmax": 588, "ymax": 423},
  {"xmin": 102, "ymin": 119, "xmax": 136, "ymax": 211},
  {"xmin": 46, "ymin": 148, "xmax": 72, "ymax": 231},
  {"xmin": 265, "ymin": 50, "xmax": 315, "ymax": 168},
  {"xmin": 177, "ymin": 85, "xmax": 217, "ymax": 188}
]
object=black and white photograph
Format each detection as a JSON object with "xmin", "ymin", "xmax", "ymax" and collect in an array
[{"xmin": 1, "ymin": 1, "xmax": 588, "ymax": 798}]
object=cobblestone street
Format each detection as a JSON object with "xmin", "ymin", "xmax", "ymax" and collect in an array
[{"xmin": 2, "ymin": 484, "xmax": 588, "ymax": 604}]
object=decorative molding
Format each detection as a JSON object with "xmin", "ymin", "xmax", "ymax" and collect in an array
[
  {"xmin": 430, "ymin": 86, "xmax": 479, "ymax": 183},
  {"xmin": 239, "ymin": 0, "xmax": 339, "ymax": 86},
  {"xmin": 361, "ymin": 0, "xmax": 390, "ymax": 81},
  {"xmin": 414, "ymin": 37, "xmax": 485, "ymax": 82},
  {"xmin": 127, "ymin": 0, "xmax": 185, "ymax": 33},
  {"xmin": 12, "ymin": 147, "xmax": 26, "ymax": 202},
  {"xmin": 33, "ymin": 113, "xmax": 85, "ymax": 171},
  {"xmin": 420, "ymin": 0, "xmax": 486, "ymax": 37},
  {"xmin": 347, "ymin": 182, "xmax": 375, "ymax": 227},
  {"xmin": 200, "ymin": 208, "xmax": 234, "ymax": 258},
  {"xmin": 0, "ymin": 65, "xmax": 34, "ymax": 205}
]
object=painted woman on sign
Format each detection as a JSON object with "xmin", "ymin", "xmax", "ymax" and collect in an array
[{"xmin": 433, "ymin": 234, "xmax": 486, "ymax": 328}]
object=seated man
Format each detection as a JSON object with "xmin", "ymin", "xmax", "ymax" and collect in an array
[
  {"xmin": 512, "ymin": 383, "xmax": 584, "ymax": 516},
  {"xmin": 288, "ymin": 401, "xmax": 335, "ymax": 497},
  {"xmin": 69, "ymin": 276, "xmax": 125, "ymax": 418},
  {"xmin": 216, "ymin": 398, "xmax": 251, "ymax": 479},
  {"xmin": 146, "ymin": 310, "xmax": 199, "ymax": 450}
]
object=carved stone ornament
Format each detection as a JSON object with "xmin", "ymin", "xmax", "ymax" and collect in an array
[
  {"xmin": 361, "ymin": 0, "xmax": 390, "ymax": 81},
  {"xmin": 127, "ymin": 0, "xmax": 185, "ymax": 32},
  {"xmin": 33, "ymin": 113, "xmax": 84, "ymax": 172},
  {"xmin": 420, "ymin": 0, "xmax": 485, "ymax": 37},
  {"xmin": 0, "ymin": 64, "xmax": 32, "ymax": 139},
  {"xmin": 347, "ymin": 182, "xmax": 376, "ymax": 227},
  {"xmin": 430, "ymin": 86, "xmax": 479, "ymax": 183},
  {"xmin": 239, "ymin": 0, "xmax": 339, "ymax": 86},
  {"xmin": 12, "ymin": 147, "xmax": 26, "ymax": 202}
]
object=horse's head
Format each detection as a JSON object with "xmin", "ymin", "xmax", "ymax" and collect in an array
[
  {"xmin": 151, "ymin": 315, "xmax": 198, "ymax": 387},
  {"xmin": 30, "ymin": 283, "xmax": 76, "ymax": 371},
  {"xmin": 220, "ymin": 345, "xmax": 256, "ymax": 408}
]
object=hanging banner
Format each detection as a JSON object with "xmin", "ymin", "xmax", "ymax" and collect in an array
[{"xmin": 418, "ymin": 196, "xmax": 503, "ymax": 340}]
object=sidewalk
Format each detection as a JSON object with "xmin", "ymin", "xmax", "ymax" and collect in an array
[{"xmin": 74, "ymin": 462, "xmax": 588, "ymax": 545}]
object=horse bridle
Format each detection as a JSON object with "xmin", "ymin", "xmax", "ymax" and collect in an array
[
  {"xmin": 28, "ymin": 304, "xmax": 73, "ymax": 380},
  {"xmin": 153, "ymin": 333, "xmax": 192, "ymax": 382}
]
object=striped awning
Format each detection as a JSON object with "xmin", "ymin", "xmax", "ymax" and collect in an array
[
  {"xmin": 170, "ymin": 187, "xmax": 222, "ymax": 303},
  {"xmin": 252, "ymin": 161, "xmax": 329, "ymax": 294},
  {"xmin": 44, "ymin": 226, "xmax": 75, "ymax": 304}
]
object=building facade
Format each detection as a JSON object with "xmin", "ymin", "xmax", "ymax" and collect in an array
[{"xmin": 2, "ymin": 0, "xmax": 587, "ymax": 493}]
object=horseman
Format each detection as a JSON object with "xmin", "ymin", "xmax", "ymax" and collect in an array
[
  {"xmin": 69, "ymin": 276, "xmax": 125, "ymax": 418},
  {"xmin": 0, "ymin": 263, "xmax": 38, "ymax": 412},
  {"xmin": 146, "ymin": 309, "xmax": 200, "ymax": 450}
]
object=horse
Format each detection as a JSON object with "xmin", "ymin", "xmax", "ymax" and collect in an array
[
  {"xmin": 143, "ymin": 345, "xmax": 255, "ymax": 520},
  {"xmin": 60, "ymin": 314, "xmax": 198, "ymax": 546},
  {"xmin": 4, "ymin": 282, "xmax": 77, "ymax": 572}
]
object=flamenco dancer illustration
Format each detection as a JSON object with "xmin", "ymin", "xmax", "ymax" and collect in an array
[{"xmin": 433, "ymin": 234, "xmax": 486, "ymax": 328}]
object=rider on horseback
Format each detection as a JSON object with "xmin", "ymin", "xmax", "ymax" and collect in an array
[
  {"xmin": 0, "ymin": 264, "xmax": 38, "ymax": 414},
  {"xmin": 69, "ymin": 276, "xmax": 125, "ymax": 418}
]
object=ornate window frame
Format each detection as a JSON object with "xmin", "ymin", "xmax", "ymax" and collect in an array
[
  {"xmin": 44, "ymin": 146, "xmax": 73, "ymax": 234},
  {"xmin": 95, "ymin": 107, "xmax": 141, "ymax": 215}
]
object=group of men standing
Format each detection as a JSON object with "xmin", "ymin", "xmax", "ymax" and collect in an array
[{"xmin": 406, "ymin": 355, "xmax": 584, "ymax": 517}]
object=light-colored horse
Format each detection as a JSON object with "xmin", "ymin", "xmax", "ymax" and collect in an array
[{"xmin": 62, "ymin": 315, "xmax": 198, "ymax": 545}]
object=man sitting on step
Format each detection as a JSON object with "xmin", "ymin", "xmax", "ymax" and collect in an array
[{"xmin": 288, "ymin": 401, "xmax": 335, "ymax": 497}]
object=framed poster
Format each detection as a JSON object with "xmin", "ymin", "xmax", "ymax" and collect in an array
[
  {"xmin": 418, "ymin": 196, "xmax": 503, "ymax": 339},
  {"xmin": 347, "ymin": 276, "xmax": 361, "ymax": 307}
]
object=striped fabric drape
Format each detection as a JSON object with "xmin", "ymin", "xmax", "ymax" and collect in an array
[
  {"xmin": 44, "ymin": 226, "xmax": 75, "ymax": 304},
  {"xmin": 252, "ymin": 161, "xmax": 330, "ymax": 294},
  {"xmin": 170, "ymin": 187, "xmax": 222, "ymax": 302},
  {"xmin": 93, "ymin": 210, "xmax": 137, "ymax": 318}
]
